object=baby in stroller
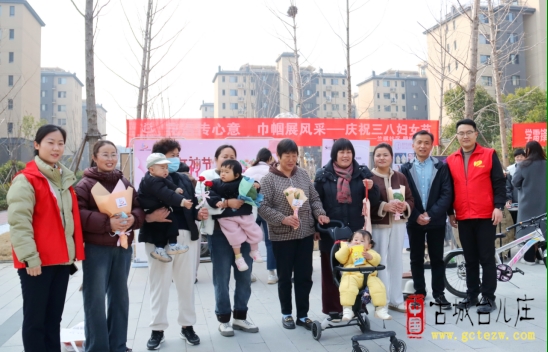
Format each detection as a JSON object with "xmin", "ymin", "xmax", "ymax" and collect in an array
[{"xmin": 335, "ymin": 230, "xmax": 391, "ymax": 321}]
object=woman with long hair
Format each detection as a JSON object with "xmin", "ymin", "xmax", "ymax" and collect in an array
[{"xmin": 8, "ymin": 125, "xmax": 85, "ymax": 351}]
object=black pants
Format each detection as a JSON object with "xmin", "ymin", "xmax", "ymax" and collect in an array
[
  {"xmin": 18, "ymin": 265, "xmax": 71, "ymax": 352},
  {"xmin": 272, "ymin": 235, "xmax": 314, "ymax": 319},
  {"xmin": 408, "ymin": 225, "xmax": 446, "ymax": 298},
  {"xmin": 143, "ymin": 211, "xmax": 179, "ymax": 247},
  {"xmin": 458, "ymin": 219, "xmax": 497, "ymax": 301}
]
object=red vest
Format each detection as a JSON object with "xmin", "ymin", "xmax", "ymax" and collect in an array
[
  {"xmin": 12, "ymin": 161, "xmax": 85, "ymax": 268},
  {"xmin": 446, "ymin": 144, "xmax": 495, "ymax": 220}
]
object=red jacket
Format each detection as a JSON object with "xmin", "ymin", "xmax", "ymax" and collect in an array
[
  {"xmin": 446, "ymin": 144, "xmax": 505, "ymax": 220},
  {"xmin": 12, "ymin": 161, "xmax": 85, "ymax": 268}
]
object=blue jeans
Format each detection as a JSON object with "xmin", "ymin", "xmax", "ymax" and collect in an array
[
  {"xmin": 83, "ymin": 244, "xmax": 132, "ymax": 352},
  {"xmin": 208, "ymin": 229, "xmax": 253, "ymax": 323},
  {"xmin": 256, "ymin": 215, "xmax": 276, "ymax": 271}
]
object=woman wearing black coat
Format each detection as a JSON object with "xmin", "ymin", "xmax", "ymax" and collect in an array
[{"xmin": 314, "ymin": 139, "xmax": 381, "ymax": 315}]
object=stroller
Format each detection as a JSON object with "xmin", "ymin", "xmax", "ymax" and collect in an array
[{"xmin": 312, "ymin": 220, "xmax": 407, "ymax": 352}]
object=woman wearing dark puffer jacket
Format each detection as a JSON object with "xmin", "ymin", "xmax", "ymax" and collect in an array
[{"xmin": 75, "ymin": 140, "xmax": 145, "ymax": 352}]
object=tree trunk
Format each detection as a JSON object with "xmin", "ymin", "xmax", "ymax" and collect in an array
[
  {"xmin": 487, "ymin": 0, "xmax": 509, "ymax": 167},
  {"xmin": 136, "ymin": 0, "xmax": 152, "ymax": 119},
  {"xmin": 291, "ymin": 16, "xmax": 302, "ymax": 117},
  {"xmin": 85, "ymin": 0, "xmax": 100, "ymax": 162},
  {"xmin": 346, "ymin": 0, "xmax": 352, "ymax": 118},
  {"xmin": 464, "ymin": 0, "xmax": 480, "ymax": 120},
  {"xmin": 438, "ymin": 25, "xmax": 447, "ymax": 152},
  {"xmin": 143, "ymin": 13, "xmax": 153, "ymax": 119}
]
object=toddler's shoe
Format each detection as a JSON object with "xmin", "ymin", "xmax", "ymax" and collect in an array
[
  {"xmin": 342, "ymin": 307, "xmax": 354, "ymax": 321},
  {"xmin": 374, "ymin": 306, "xmax": 392, "ymax": 320},
  {"xmin": 249, "ymin": 250, "xmax": 264, "ymax": 263},
  {"xmin": 167, "ymin": 243, "xmax": 189, "ymax": 255},
  {"xmin": 235, "ymin": 256, "xmax": 249, "ymax": 271},
  {"xmin": 151, "ymin": 248, "xmax": 172, "ymax": 262}
]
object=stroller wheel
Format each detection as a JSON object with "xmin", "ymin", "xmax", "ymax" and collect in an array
[
  {"xmin": 351, "ymin": 344, "xmax": 369, "ymax": 352},
  {"xmin": 311, "ymin": 321, "xmax": 322, "ymax": 340},
  {"xmin": 389, "ymin": 339, "xmax": 407, "ymax": 352}
]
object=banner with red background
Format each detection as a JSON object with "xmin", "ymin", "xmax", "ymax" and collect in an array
[
  {"xmin": 126, "ymin": 118, "xmax": 439, "ymax": 147},
  {"xmin": 512, "ymin": 122, "xmax": 547, "ymax": 147}
]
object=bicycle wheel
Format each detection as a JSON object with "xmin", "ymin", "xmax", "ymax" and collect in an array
[{"xmin": 443, "ymin": 251, "xmax": 468, "ymax": 298}]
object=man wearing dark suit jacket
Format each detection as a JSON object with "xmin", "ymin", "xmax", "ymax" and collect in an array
[{"xmin": 400, "ymin": 130, "xmax": 453, "ymax": 309}]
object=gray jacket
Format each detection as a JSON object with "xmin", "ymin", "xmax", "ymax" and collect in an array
[{"xmin": 512, "ymin": 160, "xmax": 546, "ymax": 238}]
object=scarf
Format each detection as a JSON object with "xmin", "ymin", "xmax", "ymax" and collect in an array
[{"xmin": 333, "ymin": 162, "xmax": 353, "ymax": 204}]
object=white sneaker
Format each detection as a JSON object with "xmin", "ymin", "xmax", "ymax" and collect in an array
[
  {"xmin": 166, "ymin": 243, "xmax": 189, "ymax": 255},
  {"xmin": 341, "ymin": 307, "xmax": 354, "ymax": 321},
  {"xmin": 375, "ymin": 306, "xmax": 392, "ymax": 320},
  {"xmin": 520, "ymin": 258, "xmax": 535, "ymax": 266},
  {"xmin": 232, "ymin": 319, "xmax": 259, "ymax": 333},
  {"xmin": 250, "ymin": 272, "xmax": 257, "ymax": 282},
  {"xmin": 249, "ymin": 250, "xmax": 264, "ymax": 263},
  {"xmin": 150, "ymin": 248, "xmax": 172, "ymax": 262},
  {"xmin": 388, "ymin": 303, "xmax": 407, "ymax": 313},
  {"xmin": 267, "ymin": 274, "xmax": 278, "ymax": 284},
  {"xmin": 235, "ymin": 256, "xmax": 249, "ymax": 271},
  {"xmin": 218, "ymin": 323, "xmax": 234, "ymax": 337}
]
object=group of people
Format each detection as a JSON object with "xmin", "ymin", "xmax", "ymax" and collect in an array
[{"xmin": 7, "ymin": 118, "xmax": 546, "ymax": 352}]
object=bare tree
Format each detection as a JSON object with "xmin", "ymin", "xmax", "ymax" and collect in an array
[{"xmin": 464, "ymin": 0, "xmax": 481, "ymax": 119}]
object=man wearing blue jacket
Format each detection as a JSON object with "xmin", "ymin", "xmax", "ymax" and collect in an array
[{"xmin": 400, "ymin": 130, "xmax": 453, "ymax": 309}]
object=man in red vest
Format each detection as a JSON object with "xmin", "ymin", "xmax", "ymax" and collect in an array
[{"xmin": 446, "ymin": 119, "xmax": 506, "ymax": 313}]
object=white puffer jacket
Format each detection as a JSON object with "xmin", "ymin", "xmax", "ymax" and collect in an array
[{"xmin": 243, "ymin": 162, "xmax": 270, "ymax": 184}]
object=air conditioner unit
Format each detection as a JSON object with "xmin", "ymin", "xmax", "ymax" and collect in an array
[
  {"xmin": 391, "ymin": 98, "xmax": 396, "ymax": 103},
  {"xmin": 390, "ymin": 88, "xmax": 397, "ymax": 92},
  {"xmin": 326, "ymin": 96, "xmax": 332, "ymax": 103},
  {"xmin": 237, "ymin": 84, "xmax": 244, "ymax": 89},
  {"xmin": 237, "ymin": 109, "xmax": 245, "ymax": 115},
  {"xmin": 326, "ymin": 85, "xmax": 332, "ymax": 91},
  {"xmin": 326, "ymin": 111, "xmax": 333, "ymax": 117},
  {"xmin": 238, "ymin": 97, "xmax": 245, "ymax": 101},
  {"xmin": 391, "ymin": 113, "xmax": 398, "ymax": 118}
]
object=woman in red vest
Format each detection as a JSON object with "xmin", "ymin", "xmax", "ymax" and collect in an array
[{"xmin": 8, "ymin": 124, "xmax": 85, "ymax": 351}]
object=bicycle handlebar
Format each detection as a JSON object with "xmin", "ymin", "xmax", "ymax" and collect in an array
[{"xmin": 506, "ymin": 213, "xmax": 547, "ymax": 231}]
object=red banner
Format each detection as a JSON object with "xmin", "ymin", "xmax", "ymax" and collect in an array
[
  {"xmin": 512, "ymin": 122, "xmax": 547, "ymax": 147},
  {"xmin": 126, "ymin": 118, "xmax": 439, "ymax": 147}
]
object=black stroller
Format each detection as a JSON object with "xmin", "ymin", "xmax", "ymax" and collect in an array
[{"xmin": 312, "ymin": 220, "xmax": 407, "ymax": 352}]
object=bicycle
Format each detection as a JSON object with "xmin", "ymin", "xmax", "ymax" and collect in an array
[{"xmin": 443, "ymin": 213, "xmax": 546, "ymax": 298}]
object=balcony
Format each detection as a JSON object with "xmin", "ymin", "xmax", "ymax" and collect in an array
[{"xmin": 237, "ymin": 84, "xmax": 244, "ymax": 89}]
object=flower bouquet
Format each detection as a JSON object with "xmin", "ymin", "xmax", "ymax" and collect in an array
[
  {"xmin": 91, "ymin": 179, "xmax": 133, "ymax": 248},
  {"xmin": 237, "ymin": 176, "xmax": 264, "ymax": 208},
  {"xmin": 388, "ymin": 186, "xmax": 406, "ymax": 220},
  {"xmin": 283, "ymin": 187, "xmax": 308, "ymax": 229},
  {"xmin": 196, "ymin": 176, "xmax": 223, "ymax": 234}
]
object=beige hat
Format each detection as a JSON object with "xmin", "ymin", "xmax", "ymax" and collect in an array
[{"xmin": 146, "ymin": 153, "xmax": 171, "ymax": 168}]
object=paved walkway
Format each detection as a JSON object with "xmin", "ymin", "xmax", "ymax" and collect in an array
[{"xmin": 0, "ymin": 248, "xmax": 545, "ymax": 352}]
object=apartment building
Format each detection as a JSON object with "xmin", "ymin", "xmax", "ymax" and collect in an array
[
  {"xmin": 40, "ymin": 68, "xmax": 84, "ymax": 160},
  {"xmin": 199, "ymin": 101, "xmax": 214, "ymax": 118},
  {"xmin": 355, "ymin": 70, "xmax": 428, "ymax": 120},
  {"xmin": 212, "ymin": 52, "xmax": 349, "ymax": 118},
  {"xmin": 424, "ymin": 1, "xmax": 543, "ymax": 123},
  {"xmin": 81, "ymin": 101, "xmax": 107, "ymax": 168},
  {"xmin": 0, "ymin": 0, "xmax": 44, "ymax": 149}
]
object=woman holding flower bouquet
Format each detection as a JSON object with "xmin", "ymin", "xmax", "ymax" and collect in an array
[
  {"xmin": 258, "ymin": 139, "xmax": 330, "ymax": 331},
  {"xmin": 75, "ymin": 140, "xmax": 145, "ymax": 352},
  {"xmin": 370, "ymin": 143, "xmax": 414, "ymax": 313}
]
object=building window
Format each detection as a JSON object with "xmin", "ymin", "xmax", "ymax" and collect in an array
[
  {"xmin": 323, "ymin": 104, "xmax": 326, "ymax": 111},
  {"xmin": 479, "ymin": 14, "xmax": 489, "ymax": 23},
  {"xmin": 58, "ymin": 91, "xmax": 66, "ymax": 98},
  {"xmin": 332, "ymin": 104, "xmax": 339, "ymax": 111},
  {"xmin": 511, "ymin": 75, "xmax": 520, "ymax": 86},
  {"xmin": 383, "ymin": 81, "xmax": 390, "ymax": 87},
  {"xmin": 413, "ymin": 105, "xmax": 418, "ymax": 111},
  {"xmin": 58, "ymin": 119, "xmax": 67, "ymax": 126},
  {"xmin": 402, "ymin": 94, "xmax": 405, "ymax": 100},
  {"xmin": 229, "ymin": 89, "xmax": 237, "ymax": 96},
  {"xmin": 41, "ymin": 104, "xmax": 47, "ymax": 111},
  {"xmin": 479, "ymin": 34, "xmax": 490, "ymax": 44},
  {"xmin": 303, "ymin": 103, "xmax": 312, "ymax": 110},
  {"xmin": 455, "ymin": 61, "xmax": 459, "ymax": 70},
  {"xmin": 377, "ymin": 105, "xmax": 381, "ymax": 112},
  {"xmin": 58, "ymin": 105, "xmax": 66, "ymax": 112},
  {"xmin": 323, "ymin": 78, "xmax": 326, "ymax": 85},
  {"xmin": 251, "ymin": 90, "xmax": 255, "ymax": 96},
  {"xmin": 262, "ymin": 76, "xmax": 267, "ymax": 82},
  {"xmin": 376, "ymin": 80, "xmax": 379, "ymax": 86},
  {"xmin": 42, "ymin": 76, "xmax": 47, "ymax": 83},
  {"xmin": 222, "ymin": 76, "xmax": 225, "ymax": 82},
  {"xmin": 343, "ymin": 104, "xmax": 346, "ymax": 111},
  {"xmin": 506, "ymin": 12, "xmax": 514, "ymax": 21},
  {"xmin": 402, "ymin": 106, "xmax": 406, "ymax": 112},
  {"xmin": 9, "ymin": 29, "xmax": 14, "ymax": 40},
  {"xmin": 9, "ymin": 5, "xmax": 14, "ymax": 16},
  {"xmin": 342, "ymin": 92, "xmax": 346, "ymax": 98},
  {"xmin": 250, "ymin": 77, "xmax": 255, "ymax": 83},
  {"xmin": 481, "ymin": 76, "xmax": 493, "ymax": 86},
  {"xmin": 384, "ymin": 105, "xmax": 391, "ymax": 112},
  {"xmin": 411, "ymin": 80, "xmax": 417, "ymax": 86},
  {"xmin": 412, "ymin": 93, "xmax": 418, "ymax": 99},
  {"xmin": 58, "ymin": 78, "xmax": 67, "ymax": 84},
  {"xmin": 480, "ymin": 55, "xmax": 491, "ymax": 64},
  {"xmin": 509, "ymin": 54, "xmax": 519, "ymax": 64},
  {"xmin": 8, "ymin": 122, "xmax": 13, "ymax": 134},
  {"xmin": 395, "ymin": 106, "xmax": 399, "ymax": 112},
  {"xmin": 8, "ymin": 52, "xmax": 14, "ymax": 63},
  {"xmin": 331, "ymin": 78, "xmax": 339, "ymax": 85},
  {"xmin": 230, "ymin": 103, "xmax": 238, "ymax": 110},
  {"xmin": 446, "ymin": 44, "xmax": 450, "ymax": 53},
  {"xmin": 222, "ymin": 103, "xmax": 226, "ymax": 109},
  {"xmin": 229, "ymin": 76, "xmax": 238, "ymax": 83},
  {"xmin": 331, "ymin": 91, "xmax": 339, "ymax": 98},
  {"xmin": 243, "ymin": 76, "xmax": 246, "ymax": 83},
  {"xmin": 395, "ymin": 93, "xmax": 398, "ymax": 99},
  {"xmin": 316, "ymin": 91, "xmax": 319, "ymax": 97},
  {"xmin": 509, "ymin": 33, "xmax": 518, "ymax": 44},
  {"xmin": 306, "ymin": 89, "xmax": 311, "ymax": 96},
  {"xmin": 454, "ymin": 40, "xmax": 457, "ymax": 50},
  {"xmin": 8, "ymin": 99, "xmax": 13, "ymax": 110},
  {"xmin": 263, "ymin": 89, "xmax": 268, "ymax": 95},
  {"xmin": 342, "ymin": 79, "xmax": 345, "ymax": 85},
  {"xmin": 383, "ymin": 93, "xmax": 390, "ymax": 99},
  {"xmin": 8, "ymin": 75, "xmax": 13, "ymax": 86},
  {"xmin": 377, "ymin": 93, "xmax": 380, "ymax": 98},
  {"xmin": 222, "ymin": 89, "xmax": 225, "ymax": 96},
  {"xmin": 41, "ymin": 90, "xmax": 46, "ymax": 98},
  {"xmin": 401, "ymin": 81, "xmax": 405, "ymax": 87},
  {"xmin": 447, "ymin": 64, "xmax": 451, "ymax": 72},
  {"xmin": 453, "ymin": 20, "xmax": 456, "ymax": 30},
  {"xmin": 323, "ymin": 91, "xmax": 326, "ymax": 97}
]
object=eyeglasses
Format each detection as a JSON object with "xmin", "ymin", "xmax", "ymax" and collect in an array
[{"xmin": 456, "ymin": 131, "xmax": 476, "ymax": 137}]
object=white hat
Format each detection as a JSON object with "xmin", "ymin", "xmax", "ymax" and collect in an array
[{"xmin": 146, "ymin": 153, "xmax": 171, "ymax": 168}]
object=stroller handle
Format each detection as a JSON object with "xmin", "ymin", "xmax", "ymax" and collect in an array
[
  {"xmin": 335, "ymin": 264, "xmax": 386, "ymax": 273},
  {"xmin": 316, "ymin": 219, "xmax": 345, "ymax": 234}
]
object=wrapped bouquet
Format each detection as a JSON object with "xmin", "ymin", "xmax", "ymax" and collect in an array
[
  {"xmin": 388, "ymin": 186, "xmax": 406, "ymax": 220},
  {"xmin": 237, "ymin": 176, "xmax": 264, "ymax": 208},
  {"xmin": 283, "ymin": 187, "xmax": 308, "ymax": 229}
]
